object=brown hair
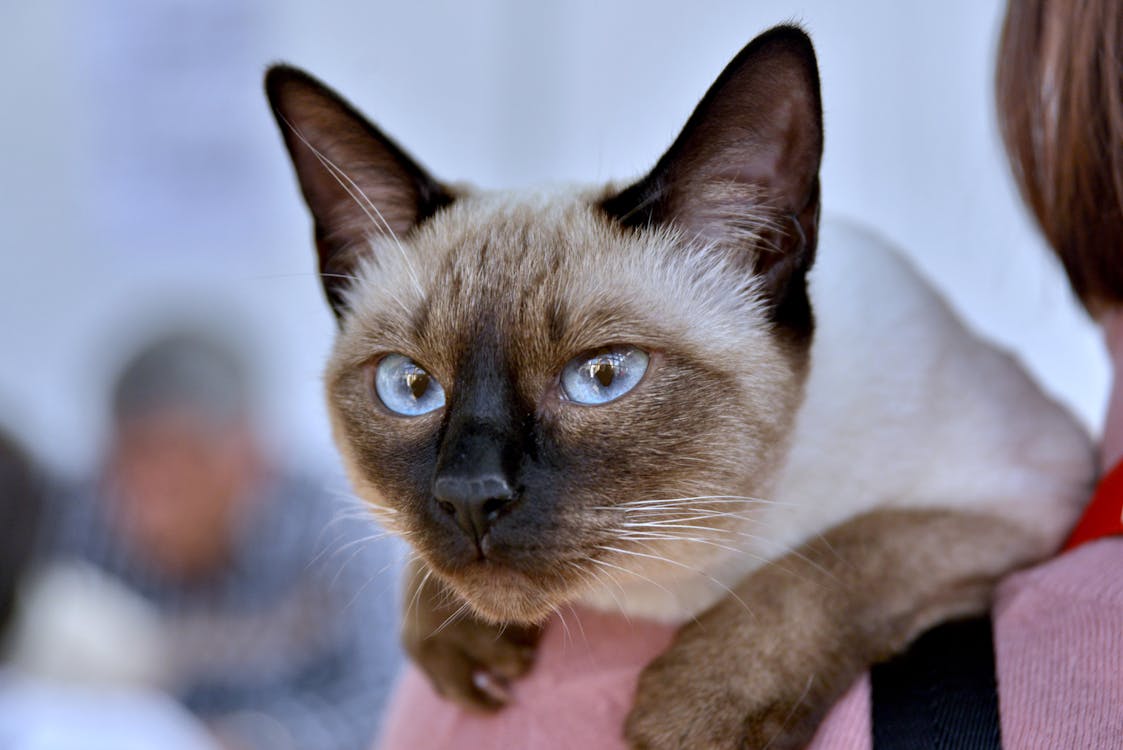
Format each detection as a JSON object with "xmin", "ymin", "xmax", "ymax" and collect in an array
[{"xmin": 997, "ymin": 0, "xmax": 1123, "ymax": 314}]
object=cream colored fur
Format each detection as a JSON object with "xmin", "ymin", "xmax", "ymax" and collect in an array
[
  {"xmin": 579, "ymin": 218, "xmax": 1094, "ymax": 621},
  {"xmin": 320, "ymin": 186, "xmax": 1091, "ymax": 625}
]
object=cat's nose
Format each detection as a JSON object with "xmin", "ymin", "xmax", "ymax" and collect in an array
[{"xmin": 432, "ymin": 473, "xmax": 514, "ymax": 544}]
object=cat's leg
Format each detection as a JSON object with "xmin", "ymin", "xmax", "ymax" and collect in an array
[
  {"xmin": 400, "ymin": 558, "xmax": 542, "ymax": 710},
  {"xmin": 625, "ymin": 507, "xmax": 1051, "ymax": 750}
]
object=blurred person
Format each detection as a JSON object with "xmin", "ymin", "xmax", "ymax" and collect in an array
[
  {"xmin": 0, "ymin": 429, "xmax": 41, "ymax": 636},
  {"xmin": 0, "ymin": 427, "xmax": 219, "ymax": 750},
  {"xmin": 45, "ymin": 329, "xmax": 400, "ymax": 750}
]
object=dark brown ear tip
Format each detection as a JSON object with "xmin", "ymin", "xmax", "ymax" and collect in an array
[
  {"xmin": 263, "ymin": 64, "xmax": 327, "ymax": 107},
  {"xmin": 737, "ymin": 24, "xmax": 822, "ymax": 120},
  {"xmin": 264, "ymin": 63, "xmax": 297, "ymax": 93},
  {"xmin": 753, "ymin": 24, "xmax": 816, "ymax": 56},
  {"xmin": 736, "ymin": 24, "xmax": 820, "ymax": 86}
]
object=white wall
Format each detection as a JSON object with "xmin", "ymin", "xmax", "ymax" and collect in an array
[{"xmin": 0, "ymin": 0, "xmax": 1107, "ymax": 473}]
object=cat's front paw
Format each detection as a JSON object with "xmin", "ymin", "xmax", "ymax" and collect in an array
[
  {"xmin": 404, "ymin": 609, "xmax": 541, "ymax": 712},
  {"xmin": 624, "ymin": 609, "xmax": 830, "ymax": 750},
  {"xmin": 625, "ymin": 649, "xmax": 751, "ymax": 750},
  {"xmin": 401, "ymin": 563, "xmax": 542, "ymax": 712}
]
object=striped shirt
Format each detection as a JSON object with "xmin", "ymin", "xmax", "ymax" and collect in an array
[{"xmin": 45, "ymin": 472, "xmax": 404, "ymax": 750}]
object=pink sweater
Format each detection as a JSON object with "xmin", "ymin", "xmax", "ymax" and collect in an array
[
  {"xmin": 806, "ymin": 537, "xmax": 1123, "ymax": 749},
  {"xmin": 376, "ymin": 603, "xmax": 873, "ymax": 749},
  {"xmin": 378, "ymin": 531, "xmax": 1123, "ymax": 750}
]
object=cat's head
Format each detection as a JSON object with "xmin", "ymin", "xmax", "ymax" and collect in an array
[{"xmin": 266, "ymin": 26, "xmax": 822, "ymax": 624}]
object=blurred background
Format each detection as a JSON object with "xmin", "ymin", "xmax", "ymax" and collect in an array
[{"xmin": 0, "ymin": 1, "xmax": 1110, "ymax": 749}]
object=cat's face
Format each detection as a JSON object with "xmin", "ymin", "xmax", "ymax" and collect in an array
[{"xmin": 267, "ymin": 26, "xmax": 823, "ymax": 624}]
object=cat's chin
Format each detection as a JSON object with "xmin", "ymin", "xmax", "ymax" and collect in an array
[{"xmin": 434, "ymin": 560, "xmax": 569, "ymax": 625}]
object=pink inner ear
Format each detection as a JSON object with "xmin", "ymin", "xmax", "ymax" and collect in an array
[
  {"xmin": 670, "ymin": 179, "xmax": 778, "ymax": 250},
  {"xmin": 278, "ymin": 89, "xmax": 430, "ymax": 242},
  {"xmin": 597, "ymin": 27, "xmax": 822, "ymax": 337},
  {"xmin": 266, "ymin": 65, "xmax": 452, "ymax": 315},
  {"xmin": 318, "ymin": 158, "xmax": 426, "ymax": 244},
  {"xmin": 599, "ymin": 28, "xmax": 821, "ymax": 257},
  {"xmin": 669, "ymin": 70, "xmax": 820, "ymax": 233}
]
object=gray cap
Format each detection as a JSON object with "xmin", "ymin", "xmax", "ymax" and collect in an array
[{"xmin": 111, "ymin": 331, "xmax": 250, "ymax": 423}]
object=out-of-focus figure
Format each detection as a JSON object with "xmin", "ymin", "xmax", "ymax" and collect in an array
[
  {"xmin": 31, "ymin": 328, "xmax": 399, "ymax": 750},
  {"xmin": 0, "ymin": 427, "xmax": 221, "ymax": 750},
  {"xmin": 0, "ymin": 429, "xmax": 41, "ymax": 634}
]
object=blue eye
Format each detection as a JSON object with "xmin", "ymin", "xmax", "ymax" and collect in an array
[
  {"xmin": 374, "ymin": 354, "xmax": 446, "ymax": 416},
  {"xmin": 560, "ymin": 346, "xmax": 649, "ymax": 405}
]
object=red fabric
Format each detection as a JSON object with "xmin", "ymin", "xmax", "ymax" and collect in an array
[{"xmin": 1063, "ymin": 460, "xmax": 1123, "ymax": 550}]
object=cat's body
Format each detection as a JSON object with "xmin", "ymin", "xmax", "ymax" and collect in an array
[
  {"xmin": 583, "ymin": 217, "xmax": 1090, "ymax": 621},
  {"xmin": 265, "ymin": 26, "xmax": 1094, "ymax": 750}
]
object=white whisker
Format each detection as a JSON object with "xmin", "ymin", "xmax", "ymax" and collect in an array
[
  {"xmin": 566, "ymin": 560, "xmax": 631, "ymax": 623},
  {"xmin": 430, "ymin": 600, "xmax": 473, "ymax": 638},
  {"xmin": 566, "ymin": 603, "xmax": 589, "ymax": 646},
  {"xmin": 405, "ymin": 565, "xmax": 434, "ymax": 635},
  {"xmin": 610, "ymin": 494, "xmax": 794, "ymax": 508},
  {"xmin": 762, "ymin": 675, "xmax": 815, "ymax": 750},
  {"xmin": 277, "ymin": 114, "xmax": 425, "ymax": 297},
  {"xmin": 343, "ymin": 557, "xmax": 400, "ymax": 611},
  {"xmin": 618, "ymin": 531, "xmax": 745, "ymax": 556},
  {"xmin": 555, "ymin": 605, "xmax": 573, "ymax": 651},
  {"xmin": 596, "ymin": 544, "xmax": 756, "ymax": 620},
  {"xmin": 587, "ymin": 557, "xmax": 678, "ymax": 609}
]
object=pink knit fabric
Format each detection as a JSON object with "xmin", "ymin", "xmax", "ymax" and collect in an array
[
  {"xmin": 762, "ymin": 538, "xmax": 1123, "ymax": 749},
  {"xmin": 808, "ymin": 677, "xmax": 872, "ymax": 749},
  {"xmin": 377, "ymin": 605, "xmax": 871, "ymax": 750},
  {"xmin": 377, "ymin": 541, "xmax": 1123, "ymax": 749},
  {"xmin": 377, "ymin": 608, "xmax": 675, "ymax": 750},
  {"xmin": 993, "ymin": 537, "xmax": 1123, "ymax": 748}
]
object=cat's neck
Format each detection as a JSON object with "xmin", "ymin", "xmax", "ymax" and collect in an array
[{"xmin": 1101, "ymin": 308, "xmax": 1123, "ymax": 470}]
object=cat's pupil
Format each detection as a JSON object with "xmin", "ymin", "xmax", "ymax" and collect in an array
[
  {"xmin": 592, "ymin": 362, "xmax": 615, "ymax": 388},
  {"xmin": 406, "ymin": 371, "xmax": 430, "ymax": 400}
]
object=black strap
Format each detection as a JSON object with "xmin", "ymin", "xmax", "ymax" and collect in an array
[{"xmin": 871, "ymin": 615, "xmax": 1003, "ymax": 750}]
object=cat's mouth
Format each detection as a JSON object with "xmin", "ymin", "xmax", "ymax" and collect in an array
[{"xmin": 428, "ymin": 556, "xmax": 575, "ymax": 624}]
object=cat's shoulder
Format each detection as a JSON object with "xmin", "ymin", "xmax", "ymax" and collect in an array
[
  {"xmin": 774, "ymin": 218, "xmax": 1093, "ymax": 547},
  {"xmin": 810, "ymin": 218, "xmax": 952, "ymax": 342}
]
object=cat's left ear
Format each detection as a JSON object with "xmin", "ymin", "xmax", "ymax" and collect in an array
[
  {"xmin": 601, "ymin": 26, "xmax": 822, "ymax": 339},
  {"xmin": 265, "ymin": 65, "xmax": 453, "ymax": 320}
]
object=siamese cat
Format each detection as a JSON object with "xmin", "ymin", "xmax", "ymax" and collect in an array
[{"xmin": 265, "ymin": 26, "xmax": 1093, "ymax": 750}]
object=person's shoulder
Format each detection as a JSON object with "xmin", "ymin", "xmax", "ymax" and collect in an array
[
  {"xmin": 996, "ymin": 538, "xmax": 1123, "ymax": 615},
  {"xmin": 993, "ymin": 539, "xmax": 1123, "ymax": 748}
]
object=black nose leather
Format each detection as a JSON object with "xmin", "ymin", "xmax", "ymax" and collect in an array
[{"xmin": 433, "ymin": 473, "xmax": 514, "ymax": 543}]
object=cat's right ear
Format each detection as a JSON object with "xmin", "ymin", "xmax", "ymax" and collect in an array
[
  {"xmin": 601, "ymin": 26, "xmax": 823, "ymax": 341},
  {"xmin": 265, "ymin": 65, "xmax": 453, "ymax": 320}
]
